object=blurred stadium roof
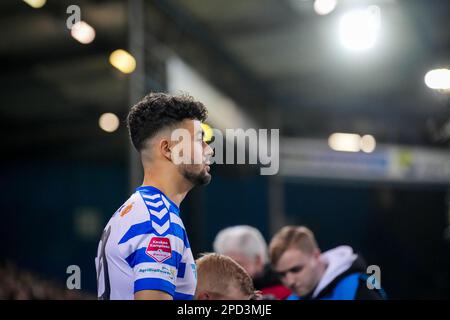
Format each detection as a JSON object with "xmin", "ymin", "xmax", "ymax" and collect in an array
[{"xmin": 1, "ymin": 0, "xmax": 450, "ymax": 163}]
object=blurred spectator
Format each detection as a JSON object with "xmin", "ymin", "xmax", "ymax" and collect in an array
[
  {"xmin": 269, "ymin": 226, "xmax": 387, "ymax": 300},
  {"xmin": 195, "ymin": 253, "xmax": 261, "ymax": 300},
  {"xmin": 0, "ymin": 261, "xmax": 94, "ymax": 300},
  {"xmin": 213, "ymin": 225, "xmax": 291, "ymax": 299}
]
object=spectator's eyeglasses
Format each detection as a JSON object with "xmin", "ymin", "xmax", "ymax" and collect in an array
[{"xmin": 275, "ymin": 265, "xmax": 303, "ymax": 279}]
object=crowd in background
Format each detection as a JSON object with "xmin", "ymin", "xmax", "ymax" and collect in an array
[
  {"xmin": 1, "ymin": 224, "xmax": 385, "ymax": 300},
  {"xmin": 0, "ymin": 261, "xmax": 94, "ymax": 300}
]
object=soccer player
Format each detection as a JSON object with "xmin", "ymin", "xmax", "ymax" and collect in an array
[{"xmin": 95, "ymin": 92, "xmax": 213, "ymax": 300}]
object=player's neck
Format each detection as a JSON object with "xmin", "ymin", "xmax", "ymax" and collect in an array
[{"xmin": 141, "ymin": 172, "xmax": 190, "ymax": 208}]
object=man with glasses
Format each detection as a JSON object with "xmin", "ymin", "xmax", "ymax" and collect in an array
[{"xmin": 268, "ymin": 226, "xmax": 386, "ymax": 300}]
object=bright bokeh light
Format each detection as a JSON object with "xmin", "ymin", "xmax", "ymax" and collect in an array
[
  {"xmin": 70, "ymin": 21, "xmax": 96, "ymax": 44},
  {"xmin": 99, "ymin": 113, "xmax": 120, "ymax": 133},
  {"xmin": 23, "ymin": 0, "xmax": 46, "ymax": 9},
  {"xmin": 360, "ymin": 135, "xmax": 376, "ymax": 153},
  {"xmin": 424, "ymin": 68, "xmax": 450, "ymax": 90},
  {"xmin": 109, "ymin": 49, "xmax": 136, "ymax": 74},
  {"xmin": 201, "ymin": 123, "xmax": 214, "ymax": 143},
  {"xmin": 339, "ymin": 5, "xmax": 381, "ymax": 51},
  {"xmin": 314, "ymin": 0, "xmax": 337, "ymax": 16},
  {"xmin": 328, "ymin": 133, "xmax": 361, "ymax": 152}
]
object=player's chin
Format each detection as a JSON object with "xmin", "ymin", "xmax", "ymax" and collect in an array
[
  {"xmin": 183, "ymin": 164, "xmax": 212, "ymax": 186},
  {"xmin": 200, "ymin": 170, "xmax": 212, "ymax": 185},
  {"xmin": 197, "ymin": 166, "xmax": 212, "ymax": 185},
  {"xmin": 295, "ymin": 286, "xmax": 311, "ymax": 297}
]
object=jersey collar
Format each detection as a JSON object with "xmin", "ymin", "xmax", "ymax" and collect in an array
[{"xmin": 136, "ymin": 185, "xmax": 180, "ymax": 214}]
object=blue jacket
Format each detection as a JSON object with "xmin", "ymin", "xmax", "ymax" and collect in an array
[
  {"xmin": 287, "ymin": 272, "xmax": 386, "ymax": 300},
  {"xmin": 285, "ymin": 247, "xmax": 387, "ymax": 300}
]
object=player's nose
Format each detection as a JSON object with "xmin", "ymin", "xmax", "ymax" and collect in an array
[
  {"xmin": 285, "ymin": 272, "xmax": 296, "ymax": 288},
  {"xmin": 204, "ymin": 142, "xmax": 214, "ymax": 158}
]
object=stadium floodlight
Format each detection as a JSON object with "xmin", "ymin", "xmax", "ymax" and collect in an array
[
  {"xmin": 339, "ymin": 5, "xmax": 381, "ymax": 51},
  {"xmin": 99, "ymin": 113, "xmax": 120, "ymax": 133},
  {"xmin": 109, "ymin": 49, "xmax": 136, "ymax": 74},
  {"xmin": 328, "ymin": 133, "xmax": 361, "ymax": 152},
  {"xmin": 71, "ymin": 21, "xmax": 96, "ymax": 44},
  {"xmin": 314, "ymin": 0, "xmax": 337, "ymax": 16},
  {"xmin": 360, "ymin": 135, "xmax": 376, "ymax": 153},
  {"xmin": 424, "ymin": 68, "xmax": 450, "ymax": 90},
  {"xmin": 23, "ymin": 0, "xmax": 46, "ymax": 9},
  {"xmin": 328, "ymin": 133, "xmax": 376, "ymax": 153}
]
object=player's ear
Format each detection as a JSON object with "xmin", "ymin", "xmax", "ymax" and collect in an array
[{"xmin": 159, "ymin": 138, "xmax": 172, "ymax": 161}]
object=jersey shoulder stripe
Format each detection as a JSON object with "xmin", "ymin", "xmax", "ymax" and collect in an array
[
  {"xmin": 117, "ymin": 187, "xmax": 187, "ymax": 246},
  {"xmin": 118, "ymin": 220, "xmax": 188, "ymax": 248}
]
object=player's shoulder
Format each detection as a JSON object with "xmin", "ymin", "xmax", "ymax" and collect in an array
[
  {"xmin": 114, "ymin": 191, "xmax": 150, "ymax": 226},
  {"xmin": 117, "ymin": 186, "xmax": 185, "ymax": 235}
]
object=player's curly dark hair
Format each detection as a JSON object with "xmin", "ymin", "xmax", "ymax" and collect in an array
[{"xmin": 126, "ymin": 92, "xmax": 208, "ymax": 152}]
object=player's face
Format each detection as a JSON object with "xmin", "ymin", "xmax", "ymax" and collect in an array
[
  {"xmin": 275, "ymin": 248, "xmax": 322, "ymax": 297},
  {"xmin": 178, "ymin": 119, "xmax": 213, "ymax": 186}
]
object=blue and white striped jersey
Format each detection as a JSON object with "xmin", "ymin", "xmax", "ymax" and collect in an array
[{"xmin": 95, "ymin": 185, "xmax": 196, "ymax": 300}]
